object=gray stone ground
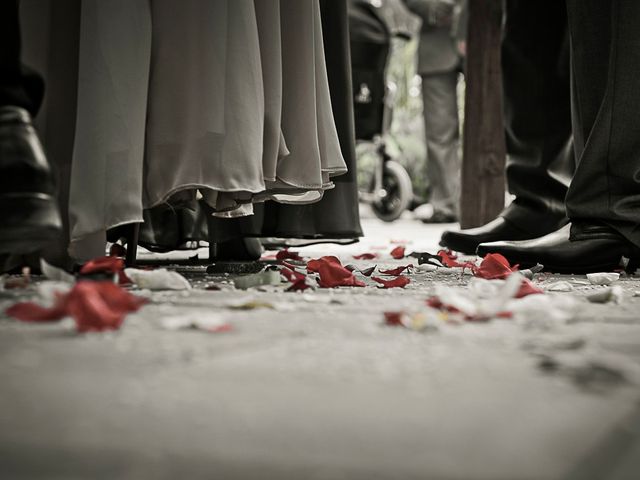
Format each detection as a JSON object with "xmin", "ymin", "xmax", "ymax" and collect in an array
[{"xmin": 2, "ymin": 210, "xmax": 640, "ymax": 480}]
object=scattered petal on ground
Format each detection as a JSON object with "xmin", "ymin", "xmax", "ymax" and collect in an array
[
  {"xmin": 426, "ymin": 274, "xmax": 537, "ymax": 321},
  {"xmin": 160, "ymin": 312, "xmax": 232, "ymax": 333},
  {"xmin": 473, "ymin": 253, "xmax": 518, "ymax": 280},
  {"xmin": 125, "ymin": 268, "xmax": 191, "ymax": 290},
  {"xmin": 587, "ymin": 272, "xmax": 620, "ymax": 286},
  {"xmin": 6, "ymin": 281, "xmax": 146, "ymax": 332},
  {"xmin": 80, "ymin": 256, "xmax": 124, "ymax": 275},
  {"xmin": 390, "ymin": 246, "xmax": 406, "ymax": 259},
  {"xmin": 469, "ymin": 277, "xmax": 542, "ymax": 300},
  {"xmin": 307, "ymin": 256, "xmax": 342, "ymax": 273},
  {"xmin": 586, "ymin": 286, "xmax": 624, "ymax": 304},
  {"xmin": 307, "ymin": 256, "xmax": 365, "ymax": 288},
  {"xmin": 546, "ymin": 281, "xmax": 574, "ymax": 292},
  {"xmin": 383, "ymin": 311, "xmax": 438, "ymax": 331},
  {"xmin": 372, "ymin": 276, "xmax": 411, "ymax": 289},
  {"xmin": 276, "ymin": 249, "xmax": 304, "ymax": 261},
  {"xmin": 353, "ymin": 253, "xmax": 378, "ymax": 260},
  {"xmin": 515, "ymin": 278, "xmax": 544, "ymax": 298},
  {"xmin": 280, "ymin": 267, "xmax": 313, "ymax": 292},
  {"xmin": 437, "ymin": 250, "xmax": 475, "ymax": 270},
  {"xmin": 345, "ymin": 265, "xmax": 377, "ymax": 277},
  {"xmin": 233, "ymin": 269, "xmax": 282, "ymax": 290},
  {"xmin": 5, "ymin": 300, "xmax": 65, "ymax": 322},
  {"xmin": 80, "ymin": 255, "xmax": 131, "ymax": 285},
  {"xmin": 379, "ymin": 265, "xmax": 413, "ymax": 276},
  {"xmin": 228, "ymin": 300, "xmax": 275, "ymax": 310},
  {"xmin": 410, "ymin": 251, "xmax": 444, "ymax": 267}
]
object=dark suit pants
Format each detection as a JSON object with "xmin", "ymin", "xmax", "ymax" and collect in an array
[
  {"xmin": 0, "ymin": 0, "xmax": 43, "ymax": 113},
  {"xmin": 566, "ymin": 0, "xmax": 640, "ymax": 247},
  {"xmin": 500, "ymin": 0, "xmax": 573, "ymax": 231}
]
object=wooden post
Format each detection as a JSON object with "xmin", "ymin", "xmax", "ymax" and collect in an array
[{"xmin": 460, "ymin": 0, "xmax": 506, "ymax": 228}]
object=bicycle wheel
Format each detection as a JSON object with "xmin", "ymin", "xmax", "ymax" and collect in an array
[{"xmin": 371, "ymin": 160, "xmax": 413, "ymax": 222}]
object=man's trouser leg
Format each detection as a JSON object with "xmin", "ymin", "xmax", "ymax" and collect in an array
[
  {"xmin": 566, "ymin": 0, "xmax": 640, "ymax": 248},
  {"xmin": 0, "ymin": 0, "xmax": 43, "ymax": 112},
  {"xmin": 501, "ymin": 0, "xmax": 573, "ymax": 231},
  {"xmin": 422, "ymin": 70, "xmax": 460, "ymax": 218}
]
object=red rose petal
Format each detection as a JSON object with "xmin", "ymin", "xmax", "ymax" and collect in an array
[
  {"xmin": 390, "ymin": 246, "xmax": 406, "ymax": 259},
  {"xmin": 426, "ymin": 296, "xmax": 461, "ymax": 314},
  {"xmin": 515, "ymin": 278, "xmax": 544, "ymax": 298},
  {"xmin": 287, "ymin": 279, "xmax": 312, "ymax": 292},
  {"xmin": 66, "ymin": 282, "xmax": 146, "ymax": 332},
  {"xmin": 437, "ymin": 249, "xmax": 475, "ymax": 269},
  {"xmin": 307, "ymin": 256, "xmax": 341, "ymax": 273},
  {"xmin": 5, "ymin": 301, "xmax": 66, "ymax": 322},
  {"xmin": 280, "ymin": 267, "xmax": 306, "ymax": 283},
  {"xmin": 384, "ymin": 311, "xmax": 405, "ymax": 326},
  {"xmin": 80, "ymin": 256, "xmax": 125, "ymax": 275},
  {"xmin": 472, "ymin": 253, "xmax": 517, "ymax": 280},
  {"xmin": 345, "ymin": 265, "xmax": 377, "ymax": 277},
  {"xmin": 307, "ymin": 256, "xmax": 365, "ymax": 288},
  {"xmin": 276, "ymin": 249, "xmax": 303, "ymax": 261},
  {"xmin": 379, "ymin": 265, "xmax": 413, "ymax": 276},
  {"xmin": 353, "ymin": 253, "xmax": 377, "ymax": 260},
  {"xmin": 80, "ymin": 255, "xmax": 132, "ymax": 285},
  {"xmin": 5, "ymin": 281, "xmax": 146, "ymax": 333},
  {"xmin": 318, "ymin": 264, "xmax": 366, "ymax": 288},
  {"xmin": 205, "ymin": 323, "xmax": 234, "ymax": 333},
  {"xmin": 372, "ymin": 275, "xmax": 410, "ymax": 288},
  {"xmin": 359, "ymin": 266, "xmax": 377, "ymax": 277},
  {"xmin": 280, "ymin": 267, "xmax": 312, "ymax": 291}
]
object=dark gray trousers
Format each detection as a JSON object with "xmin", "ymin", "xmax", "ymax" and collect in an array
[
  {"xmin": 500, "ymin": 0, "xmax": 574, "ymax": 232},
  {"xmin": 566, "ymin": 0, "xmax": 640, "ymax": 247},
  {"xmin": 421, "ymin": 70, "xmax": 460, "ymax": 217}
]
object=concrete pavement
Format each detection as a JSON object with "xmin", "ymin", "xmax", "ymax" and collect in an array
[{"xmin": 1, "ymin": 213, "xmax": 640, "ymax": 479}]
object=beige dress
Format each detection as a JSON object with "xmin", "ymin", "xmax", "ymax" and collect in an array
[
  {"xmin": 68, "ymin": 0, "xmax": 151, "ymax": 261},
  {"xmin": 67, "ymin": 0, "xmax": 347, "ymax": 260}
]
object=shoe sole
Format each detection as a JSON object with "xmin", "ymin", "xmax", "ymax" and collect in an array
[
  {"xmin": 0, "ymin": 193, "xmax": 62, "ymax": 255},
  {"xmin": 497, "ymin": 256, "xmax": 637, "ymax": 275},
  {"xmin": 439, "ymin": 239, "xmax": 478, "ymax": 255}
]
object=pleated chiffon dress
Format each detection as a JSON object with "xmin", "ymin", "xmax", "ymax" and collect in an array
[
  {"xmin": 66, "ymin": 0, "xmax": 350, "ymax": 260},
  {"xmin": 68, "ymin": 0, "xmax": 151, "ymax": 260}
]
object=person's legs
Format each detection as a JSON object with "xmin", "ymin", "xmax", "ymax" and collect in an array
[
  {"xmin": 565, "ymin": 0, "xmax": 640, "ymax": 248},
  {"xmin": 440, "ymin": 0, "xmax": 573, "ymax": 253},
  {"xmin": 501, "ymin": 0, "xmax": 572, "ymax": 223},
  {"xmin": 0, "ymin": 0, "xmax": 61, "ymax": 266},
  {"xmin": 477, "ymin": 0, "xmax": 640, "ymax": 273},
  {"xmin": 0, "ymin": 0, "xmax": 44, "ymax": 115},
  {"xmin": 421, "ymin": 70, "xmax": 460, "ymax": 221}
]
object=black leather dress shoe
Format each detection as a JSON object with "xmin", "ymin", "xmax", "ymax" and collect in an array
[
  {"xmin": 0, "ymin": 106, "xmax": 62, "ymax": 255},
  {"xmin": 477, "ymin": 223, "xmax": 640, "ymax": 274},
  {"xmin": 440, "ymin": 216, "xmax": 536, "ymax": 254},
  {"xmin": 439, "ymin": 202, "xmax": 569, "ymax": 255}
]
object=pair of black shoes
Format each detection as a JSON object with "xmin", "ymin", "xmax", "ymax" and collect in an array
[
  {"xmin": 0, "ymin": 106, "xmax": 61, "ymax": 267},
  {"xmin": 440, "ymin": 204, "xmax": 639, "ymax": 274}
]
